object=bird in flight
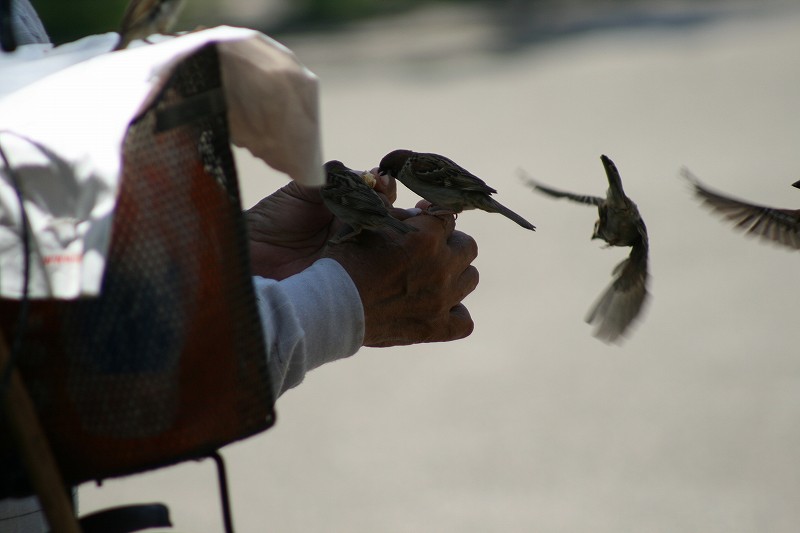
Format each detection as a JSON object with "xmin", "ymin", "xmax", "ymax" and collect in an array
[
  {"xmin": 681, "ymin": 167, "xmax": 800, "ymax": 250},
  {"xmin": 520, "ymin": 155, "xmax": 649, "ymax": 343}
]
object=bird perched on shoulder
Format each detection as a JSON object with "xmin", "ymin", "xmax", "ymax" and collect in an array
[
  {"xmin": 378, "ymin": 149, "xmax": 535, "ymax": 231},
  {"xmin": 520, "ymin": 155, "xmax": 649, "ymax": 343},
  {"xmin": 320, "ymin": 160, "xmax": 417, "ymax": 244},
  {"xmin": 681, "ymin": 167, "xmax": 800, "ymax": 250},
  {"xmin": 114, "ymin": 0, "xmax": 186, "ymax": 51}
]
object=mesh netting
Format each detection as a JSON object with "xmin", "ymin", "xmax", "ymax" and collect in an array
[{"xmin": 0, "ymin": 44, "xmax": 275, "ymax": 498}]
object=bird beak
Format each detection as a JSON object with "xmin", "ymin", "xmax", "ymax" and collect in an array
[{"xmin": 792, "ymin": 180, "xmax": 800, "ymax": 189}]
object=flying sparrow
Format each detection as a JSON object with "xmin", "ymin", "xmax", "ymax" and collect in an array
[
  {"xmin": 321, "ymin": 160, "xmax": 417, "ymax": 244},
  {"xmin": 114, "ymin": 0, "xmax": 186, "ymax": 50},
  {"xmin": 378, "ymin": 149, "xmax": 535, "ymax": 231},
  {"xmin": 520, "ymin": 155, "xmax": 649, "ymax": 343},
  {"xmin": 681, "ymin": 167, "xmax": 800, "ymax": 250}
]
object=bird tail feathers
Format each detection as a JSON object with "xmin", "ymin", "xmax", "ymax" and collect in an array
[{"xmin": 487, "ymin": 198, "xmax": 536, "ymax": 231}]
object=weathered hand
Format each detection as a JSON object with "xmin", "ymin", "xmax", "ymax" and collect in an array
[
  {"xmin": 245, "ymin": 181, "xmax": 334, "ymax": 280},
  {"xmin": 324, "ymin": 212, "xmax": 478, "ymax": 347},
  {"xmin": 246, "ymin": 172, "xmax": 399, "ymax": 280},
  {"xmin": 247, "ymin": 173, "xmax": 478, "ymax": 348}
]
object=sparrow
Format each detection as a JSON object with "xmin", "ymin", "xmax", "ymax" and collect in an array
[
  {"xmin": 114, "ymin": 0, "xmax": 186, "ymax": 51},
  {"xmin": 378, "ymin": 149, "xmax": 535, "ymax": 231},
  {"xmin": 320, "ymin": 160, "xmax": 417, "ymax": 244},
  {"xmin": 520, "ymin": 155, "xmax": 649, "ymax": 343},
  {"xmin": 681, "ymin": 168, "xmax": 800, "ymax": 250}
]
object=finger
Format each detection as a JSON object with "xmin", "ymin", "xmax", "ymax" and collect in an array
[
  {"xmin": 457, "ymin": 265, "xmax": 479, "ymax": 301},
  {"xmin": 374, "ymin": 171, "xmax": 398, "ymax": 204},
  {"xmin": 435, "ymin": 212, "xmax": 457, "ymax": 236},
  {"xmin": 446, "ymin": 304, "xmax": 474, "ymax": 341},
  {"xmin": 447, "ymin": 230, "xmax": 478, "ymax": 262},
  {"xmin": 375, "ymin": 191, "xmax": 393, "ymax": 208},
  {"xmin": 404, "ymin": 211, "xmax": 456, "ymax": 236},
  {"xmin": 415, "ymin": 199, "xmax": 433, "ymax": 210}
]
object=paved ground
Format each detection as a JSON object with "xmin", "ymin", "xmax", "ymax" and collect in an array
[{"xmin": 81, "ymin": 3, "xmax": 800, "ymax": 531}]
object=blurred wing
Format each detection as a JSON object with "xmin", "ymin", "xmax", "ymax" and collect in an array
[
  {"xmin": 585, "ymin": 239, "xmax": 649, "ymax": 343},
  {"xmin": 636, "ymin": 211, "xmax": 649, "ymax": 247},
  {"xmin": 412, "ymin": 153, "xmax": 497, "ymax": 194},
  {"xmin": 682, "ymin": 168, "xmax": 800, "ymax": 250},
  {"xmin": 518, "ymin": 169, "xmax": 603, "ymax": 207}
]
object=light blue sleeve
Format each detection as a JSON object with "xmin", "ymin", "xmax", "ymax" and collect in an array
[{"xmin": 253, "ymin": 257, "xmax": 365, "ymax": 396}]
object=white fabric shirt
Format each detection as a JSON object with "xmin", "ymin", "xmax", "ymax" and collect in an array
[{"xmin": 254, "ymin": 258, "xmax": 365, "ymax": 396}]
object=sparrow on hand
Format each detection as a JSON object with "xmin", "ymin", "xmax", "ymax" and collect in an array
[
  {"xmin": 681, "ymin": 168, "xmax": 800, "ymax": 250},
  {"xmin": 378, "ymin": 149, "xmax": 535, "ymax": 231},
  {"xmin": 521, "ymin": 155, "xmax": 649, "ymax": 343},
  {"xmin": 114, "ymin": 0, "xmax": 186, "ymax": 50},
  {"xmin": 321, "ymin": 160, "xmax": 417, "ymax": 244}
]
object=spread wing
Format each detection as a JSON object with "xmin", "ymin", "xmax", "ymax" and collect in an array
[
  {"xmin": 682, "ymin": 168, "xmax": 800, "ymax": 250},
  {"xmin": 518, "ymin": 169, "xmax": 603, "ymax": 207}
]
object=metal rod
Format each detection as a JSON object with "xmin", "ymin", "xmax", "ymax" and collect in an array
[
  {"xmin": 209, "ymin": 451, "xmax": 235, "ymax": 533},
  {"xmin": 0, "ymin": 330, "xmax": 81, "ymax": 533}
]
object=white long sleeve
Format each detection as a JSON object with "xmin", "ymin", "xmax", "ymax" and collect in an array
[{"xmin": 253, "ymin": 257, "xmax": 365, "ymax": 397}]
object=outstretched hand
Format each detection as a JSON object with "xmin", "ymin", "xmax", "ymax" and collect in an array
[
  {"xmin": 324, "ymin": 212, "xmax": 478, "ymax": 347},
  {"xmin": 246, "ymin": 173, "xmax": 478, "ymax": 347},
  {"xmin": 245, "ymin": 181, "xmax": 334, "ymax": 280},
  {"xmin": 245, "ymin": 172, "xmax": 400, "ymax": 280}
]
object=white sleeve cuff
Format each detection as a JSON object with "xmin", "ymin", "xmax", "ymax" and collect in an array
[{"xmin": 253, "ymin": 258, "xmax": 364, "ymax": 396}]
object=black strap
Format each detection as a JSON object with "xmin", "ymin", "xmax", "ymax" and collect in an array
[
  {"xmin": 0, "ymin": 0, "xmax": 17, "ymax": 52},
  {"xmin": 76, "ymin": 503, "xmax": 172, "ymax": 533},
  {"xmin": 155, "ymin": 88, "xmax": 227, "ymax": 133}
]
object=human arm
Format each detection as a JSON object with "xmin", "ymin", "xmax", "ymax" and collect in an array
[{"xmin": 246, "ymin": 175, "xmax": 478, "ymax": 393}]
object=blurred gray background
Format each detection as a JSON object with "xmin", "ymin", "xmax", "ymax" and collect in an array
[{"xmin": 70, "ymin": 0, "xmax": 800, "ymax": 531}]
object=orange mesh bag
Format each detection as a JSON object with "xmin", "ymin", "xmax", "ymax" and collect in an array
[{"xmin": 0, "ymin": 44, "xmax": 275, "ymax": 498}]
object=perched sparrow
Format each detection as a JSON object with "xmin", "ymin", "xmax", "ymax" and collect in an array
[
  {"xmin": 520, "ymin": 155, "xmax": 649, "ymax": 343},
  {"xmin": 378, "ymin": 149, "xmax": 535, "ymax": 231},
  {"xmin": 681, "ymin": 168, "xmax": 800, "ymax": 250},
  {"xmin": 114, "ymin": 0, "xmax": 186, "ymax": 51},
  {"xmin": 321, "ymin": 160, "xmax": 417, "ymax": 244}
]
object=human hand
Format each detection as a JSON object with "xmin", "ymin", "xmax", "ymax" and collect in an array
[
  {"xmin": 320, "ymin": 161, "xmax": 416, "ymax": 244},
  {"xmin": 247, "ymin": 170, "xmax": 478, "ymax": 347},
  {"xmin": 245, "ymin": 171, "xmax": 400, "ymax": 280},
  {"xmin": 323, "ymin": 211, "xmax": 479, "ymax": 347}
]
